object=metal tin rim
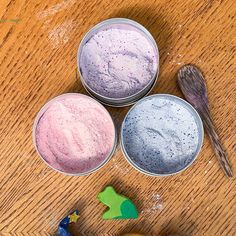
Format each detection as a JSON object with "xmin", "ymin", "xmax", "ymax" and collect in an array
[
  {"xmin": 77, "ymin": 18, "xmax": 159, "ymax": 105},
  {"xmin": 120, "ymin": 94, "xmax": 204, "ymax": 177},
  {"xmin": 80, "ymin": 70, "xmax": 158, "ymax": 107},
  {"xmin": 32, "ymin": 93, "xmax": 117, "ymax": 176}
]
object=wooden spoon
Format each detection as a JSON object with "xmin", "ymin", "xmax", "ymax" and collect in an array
[{"xmin": 177, "ymin": 64, "xmax": 233, "ymax": 178}]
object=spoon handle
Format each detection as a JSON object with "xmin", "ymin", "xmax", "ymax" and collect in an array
[{"xmin": 199, "ymin": 107, "xmax": 233, "ymax": 177}]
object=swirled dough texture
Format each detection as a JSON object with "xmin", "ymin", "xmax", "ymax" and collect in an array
[
  {"xmin": 80, "ymin": 24, "xmax": 158, "ymax": 99},
  {"xmin": 122, "ymin": 95, "xmax": 202, "ymax": 175},
  {"xmin": 35, "ymin": 94, "xmax": 115, "ymax": 174}
]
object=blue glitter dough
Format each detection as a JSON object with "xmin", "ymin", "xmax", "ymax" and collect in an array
[{"xmin": 121, "ymin": 95, "xmax": 204, "ymax": 175}]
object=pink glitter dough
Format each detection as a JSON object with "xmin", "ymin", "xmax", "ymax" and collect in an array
[{"xmin": 34, "ymin": 94, "xmax": 115, "ymax": 174}]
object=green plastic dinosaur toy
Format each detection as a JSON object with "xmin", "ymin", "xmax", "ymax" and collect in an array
[{"xmin": 97, "ymin": 186, "xmax": 138, "ymax": 219}]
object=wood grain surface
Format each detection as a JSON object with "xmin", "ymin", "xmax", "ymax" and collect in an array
[{"xmin": 0, "ymin": 0, "xmax": 235, "ymax": 235}]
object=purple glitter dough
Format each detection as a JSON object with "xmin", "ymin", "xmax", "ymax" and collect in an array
[{"xmin": 79, "ymin": 23, "xmax": 158, "ymax": 99}]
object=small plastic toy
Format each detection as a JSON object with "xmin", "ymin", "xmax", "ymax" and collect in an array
[
  {"xmin": 58, "ymin": 210, "xmax": 79, "ymax": 236},
  {"xmin": 97, "ymin": 186, "xmax": 138, "ymax": 219}
]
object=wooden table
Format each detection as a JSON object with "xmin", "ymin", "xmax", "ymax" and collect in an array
[{"xmin": 0, "ymin": 0, "xmax": 235, "ymax": 235}]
